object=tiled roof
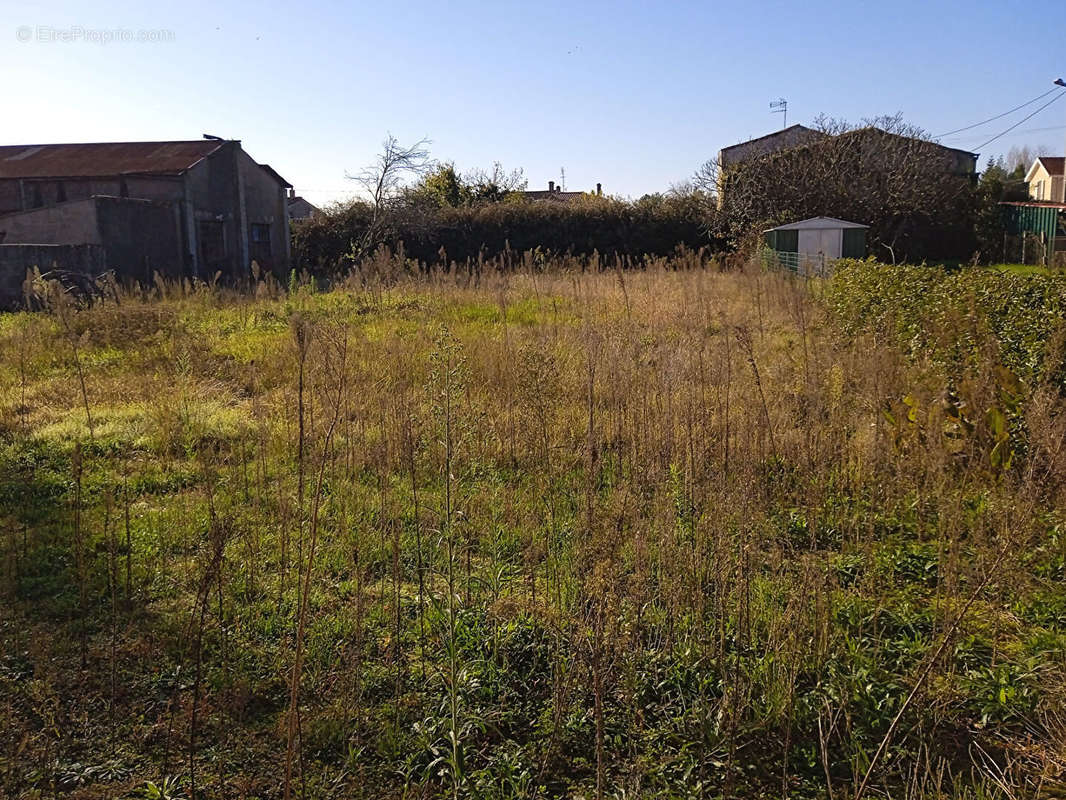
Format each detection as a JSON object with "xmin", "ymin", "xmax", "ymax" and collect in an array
[
  {"xmin": 522, "ymin": 190, "xmax": 586, "ymax": 201},
  {"xmin": 1037, "ymin": 157, "xmax": 1065, "ymax": 176}
]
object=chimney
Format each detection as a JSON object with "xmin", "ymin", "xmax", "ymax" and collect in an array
[
  {"xmin": 596, "ymin": 183, "xmax": 602, "ymax": 196},
  {"xmin": 288, "ymin": 187, "xmax": 295, "ymax": 200},
  {"xmin": 548, "ymin": 180, "xmax": 555, "ymax": 192}
]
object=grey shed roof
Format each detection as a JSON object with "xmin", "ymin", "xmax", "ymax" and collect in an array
[{"xmin": 765, "ymin": 216, "xmax": 869, "ymax": 232}]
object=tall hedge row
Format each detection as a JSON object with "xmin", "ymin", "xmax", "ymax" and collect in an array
[{"xmin": 292, "ymin": 194, "xmax": 715, "ymax": 271}]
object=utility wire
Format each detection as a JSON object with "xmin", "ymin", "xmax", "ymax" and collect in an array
[
  {"xmin": 943, "ymin": 123, "xmax": 1066, "ymax": 143},
  {"xmin": 972, "ymin": 90, "xmax": 1066, "ymax": 151},
  {"xmin": 935, "ymin": 87, "xmax": 1061, "ymax": 138}
]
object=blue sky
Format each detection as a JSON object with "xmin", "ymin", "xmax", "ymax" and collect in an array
[{"xmin": 4, "ymin": 0, "xmax": 1065, "ymax": 204}]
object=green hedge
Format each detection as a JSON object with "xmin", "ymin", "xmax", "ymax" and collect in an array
[
  {"xmin": 292, "ymin": 194, "xmax": 716, "ymax": 271},
  {"xmin": 827, "ymin": 260, "xmax": 1066, "ymax": 388}
]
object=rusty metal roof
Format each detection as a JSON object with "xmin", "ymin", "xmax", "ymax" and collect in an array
[{"xmin": 0, "ymin": 140, "xmax": 228, "ymax": 179}]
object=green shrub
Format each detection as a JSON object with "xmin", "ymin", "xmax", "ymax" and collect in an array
[{"xmin": 827, "ymin": 260, "xmax": 1066, "ymax": 388}]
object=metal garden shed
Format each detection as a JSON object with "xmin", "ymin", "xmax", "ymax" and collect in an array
[{"xmin": 765, "ymin": 216, "xmax": 868, "ymax": 262}]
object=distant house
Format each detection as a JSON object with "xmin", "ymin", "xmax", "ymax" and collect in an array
[
  {"xmin": 1003, "ymin": 171, "xmax": 1066, "ymax": 265},
  {"xmin": 521, "ymin": 181, "xmax": 603, "ymax": 202},
  {"xmin": 287, "ymin": 189, "xmax": 320, "ymax": 222},
  {"xmin": 998, "ymin": 157, "xmax": 1066, "ymax": 265},
  {"xmin": 0, "ymin": 139, "xmax": 292, "ymax": 286},
  {"xmin": 1025, "ymin": 156, "xmax": 1065, "ymax": 203}
]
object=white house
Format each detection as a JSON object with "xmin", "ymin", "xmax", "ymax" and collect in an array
[{"xmin": 1025, "ymin": 157, "xmax": 1065, "ymax": 204}]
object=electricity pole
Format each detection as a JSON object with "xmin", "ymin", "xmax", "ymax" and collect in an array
[{"xmin": 1056, "ymin": 79, "xmax": 1065, "ymax": 201}]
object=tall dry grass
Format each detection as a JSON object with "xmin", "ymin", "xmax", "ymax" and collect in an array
[{"xmin": 0, "ymin": 254, "xmax": 1063, "ymax": 799}]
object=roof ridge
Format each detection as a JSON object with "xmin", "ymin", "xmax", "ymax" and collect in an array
[
  {"xmin": 721, "ymin": 124, "xmax": 822, "ymax": 153},
  {"xmin": 0, "ymin": 140, "xmax": 232, "ymax": 180},
  {"xmin": 0, "ymin": 139, "xmax": 236, "ymax": 147}
]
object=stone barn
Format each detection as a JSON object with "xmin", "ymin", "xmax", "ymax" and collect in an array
[{"xmin": 0, "ymin": 139, "xmax": 293, "ymax": 300}]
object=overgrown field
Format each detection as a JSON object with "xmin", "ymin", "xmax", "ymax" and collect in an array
[{"xmin": 1, "ymin": 259, "xmax": 1065, "ymax": 799}]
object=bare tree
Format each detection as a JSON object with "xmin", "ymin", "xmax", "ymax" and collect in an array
[
  {"xmin": 1005, "ymin": 143, "xmax": 1051, "ymax": 175},
  {"xmin": 347, "ymin": 134, "xmax": 433, "ymax": 261},
  {"xmin": 463, "ymin": 161, "xmax": 528, "ymax": 202}
]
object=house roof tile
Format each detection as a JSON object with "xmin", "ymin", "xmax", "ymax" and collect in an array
[
  {"xmin": 1037, "ymin": 157, "xmax": 1065, "ymax": 176},
  {"xmin": 521, "ymin": 190, "xmax": 586, "ymax": 201}
]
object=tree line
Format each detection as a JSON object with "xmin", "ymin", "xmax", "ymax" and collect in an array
[
  {"xmin": 293, "ymin": 122, "xmax": 1027, "ymax": 272},
  {"xmin": 293, "ymin": 136, "xmax": 712, "ymax": 270}
]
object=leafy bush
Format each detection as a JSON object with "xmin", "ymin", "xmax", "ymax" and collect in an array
[{"xmin": 827, "ymin": 260, "xmax": 1066, "ymax": 388}]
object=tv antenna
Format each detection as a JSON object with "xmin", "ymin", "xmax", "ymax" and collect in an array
[{"xmin": 770, "ymin": 98, "xmax": 788, "ymax": 129}]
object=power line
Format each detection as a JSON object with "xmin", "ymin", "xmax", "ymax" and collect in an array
[
  {"xmin": 1011, "ymin": 123, "xmax": 1066, "ymax": 134},
  {"xmin": 934, "ymin": 87, "xmax": 1061, "ymax": 138},
  {"xmin": 972, "ymin": 90, "xmax": 1066, "ymax": 151},
  {"xmin": 942, "ymin": 123, "xmax": 1066, "ymax": 143}
]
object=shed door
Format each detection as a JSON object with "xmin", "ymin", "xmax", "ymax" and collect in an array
[
  {"xmin": 819, "ymin": 228, "xmax": 841, "ymax": 259},
  {"xmin": 798, "ymin": 228, "xmax": 838, "ymax": 258}
]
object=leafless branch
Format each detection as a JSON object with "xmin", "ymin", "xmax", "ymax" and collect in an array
[{"xmin": 346, "ymin": 133, "xmax": 433, "ymax": 261}]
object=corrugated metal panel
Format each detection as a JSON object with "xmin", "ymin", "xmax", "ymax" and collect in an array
[
  {"xmin": 1004, "ymin": 203, "xmax": 1063, "ymax": 261},
  {"xmin": 799, "ymin": 228, "xmax": 839, "ymax": 258},
  {"xmin": 1004, "ymin": 204, "xmax": 1059, "ymax": 236}
]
